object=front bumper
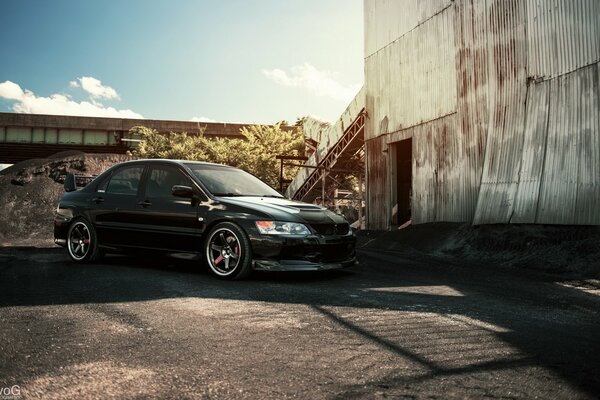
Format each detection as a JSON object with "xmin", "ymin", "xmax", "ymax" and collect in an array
[
  {"xmin": 253, "ymin": 257, "xmax": 357, "ymax": 271},
  {"xmin": 249, "ymin": 232, "xmax": 357, "ymax": 272}
]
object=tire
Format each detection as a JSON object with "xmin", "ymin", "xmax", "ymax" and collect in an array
[
  {"xmin": 204, "ymin": 222, "xmax": 253, "ymax": 280},
  {"xmin": 67, "ymin": 218, "xmax": 103, "ymax": 263}
]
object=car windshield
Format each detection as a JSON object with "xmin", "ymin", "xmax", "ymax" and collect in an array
[{"xmin": 185, "ymin": 163, "xmax": 283, "ymax": 198}]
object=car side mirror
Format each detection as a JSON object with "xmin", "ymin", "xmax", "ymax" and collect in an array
[
  {"xmin": 64, "ymin": 173, "xmax": 76, "ymax": 192},
  {"xmin": 172, "ymin": 185, "xmax": 194, "ymax": 198}
]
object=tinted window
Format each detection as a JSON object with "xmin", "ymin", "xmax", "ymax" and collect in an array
[
  {"xmin": 105, "ymin": 166, "xmax": 144, "ymax": 195},
  {"xmin": 145, "ymin": 166, "xmax": 191, "ymax": 198},
  {"xmin": 185, "ymin": 163, "xmax": 282, "ymax": 197},
  {"xmin": 95, "ymin": 173, "xmax": 111, "ymax": 192}
]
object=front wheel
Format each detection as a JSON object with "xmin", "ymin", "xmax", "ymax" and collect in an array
[
  {"xmin": 67, "ymin": 218, "xmax": 103, "ymax": 262},
  {"xmin": 204, "ymin": 222, "xmax": 253, "ymax": 280}
]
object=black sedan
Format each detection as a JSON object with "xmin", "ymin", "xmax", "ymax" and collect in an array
[{"xmin": 54, "ymin": 159, "xmax": 356, "ymax": 279}]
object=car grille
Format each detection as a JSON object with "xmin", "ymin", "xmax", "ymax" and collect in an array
[
  {"xmin": 310, "ymin": 223, "xmax": 350, "ymax": 236},
  {"xmin": 320, "ymin": 243, "xmax": 355, "ymax": 262}
]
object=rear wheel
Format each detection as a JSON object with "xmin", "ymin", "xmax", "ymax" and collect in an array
[
  {"xmin": 205, "ymin": 222, "xmax": 252, "ymax": 280},
  {"xmin": 67, "ymin": 218, "xmax": 103, "ymax": 262}
]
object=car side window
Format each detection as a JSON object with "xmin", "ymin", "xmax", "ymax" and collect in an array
[
  {"xmin": 105, "ymin": 166, "xmax": 144, "ymax": 195},
  {"xmin": 95, "ymin": 173, "xmax": 111, "ymax": 192},
  {"xmin": 145, "ymin": 166, "xmax": 191, "ymax": 198}
]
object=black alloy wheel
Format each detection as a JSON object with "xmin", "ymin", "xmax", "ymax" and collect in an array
[
  {"xmin": 67, "ymin": 218, "xmax": 102, "ymax": 262},
  {"xmin": 205, "ymin": 222, "xmax": 252, "ymax": 279}
]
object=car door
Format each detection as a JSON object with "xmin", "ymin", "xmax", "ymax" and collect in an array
[
  {"xmin": 90, "ymin": 164, "xmax": 146, "ymax": 247},
  {"xmin": 135, "ymin": 164, "xmax": 202, "ymax": 252}
]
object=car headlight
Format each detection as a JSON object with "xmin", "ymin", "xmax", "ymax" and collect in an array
[{"xmin": 255, "ymin": 221, "xmax": 311, "ymax": 235}]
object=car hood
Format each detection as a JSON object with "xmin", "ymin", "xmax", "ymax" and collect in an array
[{"xmin": 215, "ymin": 196, "xmax": 347, "ymax": 225}]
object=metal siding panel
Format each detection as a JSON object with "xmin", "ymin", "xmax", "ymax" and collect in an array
[
  {"xmin": 434, "ymin": 117, "xmax": 462, "ymax": 221},
  {"xmin": 511, "ymin": 80, "xmax": 550, "ymax": 223},
  {"xmin": 474, "ymin": 0, "xmax": 528, "ymax": 224},
  {"xmin": 6, "ymin": 127, "xmax": 31, "ymax": 143},
  {"xmin": 45, "ymin": 129, "xmax": 57, "ymax": 144},
  {"xmin": 536, "ymin": 73, "xmax": 579, "ymax": 223},
  {"xmin": 574, "ymin": 64, "xmax": 600, "ymax": 224},
  {"xmin": 364, "ymin": 0, "xmax": 453, "ymax": 57},
  {"xmin": 435, "ymin": 123, "xmax": 445, "ymax": 221},
  {"xmin": 388, "ymin": 114, "xmax": 460, "ymax": 224},
  {"xmin": 512, "ymin": 5, "xmax": 600, "ymax": 225},
  {"xmin": 365, "ymin": 4, "xmax": 457, "ymax": 141},
  {"xmin": 413, "ymin": 123, "xmax": 437, "ymax": 223},
  {"xmin": 366, "ymin": 136, "xmax": 388, "ymax": 229},
  {"xmin": 32, "ymin": 128, "xmax": 45, "ymax": 144},
  {"xmin": 526, "ymin": 0, "xmax": 600, "ymax": 79},
  {"xmin": 369, "ymin": 0, "xmax": 488, "ymax": 224},
  {"xmin": 455, "ymin": 0, "xmax": 489, "ymax": 223}
]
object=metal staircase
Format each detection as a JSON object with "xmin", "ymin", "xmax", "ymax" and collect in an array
[{"xmin": 290, "ymin": 109, "xmax": 366, "ymax": 201}]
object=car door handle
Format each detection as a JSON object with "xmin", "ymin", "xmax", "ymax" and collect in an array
[
  {"xmin": 91, "ymin": 197, "xmax": 104, "ymax": 204},
  {"xmin": 137, "ymin": 200, "xmax": 152, "ymax": 207}
]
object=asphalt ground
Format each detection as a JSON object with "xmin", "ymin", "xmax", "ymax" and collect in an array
[{"xmin": 1, "ymin": 246, "xmax": 599, "ymax": 399}]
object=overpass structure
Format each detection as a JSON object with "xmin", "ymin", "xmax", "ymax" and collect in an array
[
  {"xmin": 285, "ymin": 88, "xmax": 366, "ymax": 204},
  {"xmin": 0, "ymin": 112, "xmax": 251, "ymax": 164}
]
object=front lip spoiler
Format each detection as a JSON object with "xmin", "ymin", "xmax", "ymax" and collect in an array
[{"xmin": 252, "ymin": 257, "xmax": 357, "ymax": 272}]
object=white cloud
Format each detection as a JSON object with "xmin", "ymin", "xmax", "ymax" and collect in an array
[
  {"xmin": 262, "ymin": 63, "xmax": 361, "ymax": 103},
  {"xmin": 76, "ymin": 76, "xmax": 120, "ymax": 100},
  {"xmin": 0, "ymin": 81, "xmax": 25, "ymax": 100},
  {"xmin": 190, "ymin": 116, "xmax": 217, "ymax": 123},
  {"xmin": 69, "ymin": 80, "xmax": 79, "ymax": 88},
  {"xmin": 0, "ymin": 80, "xmax": 143, "ymax": 119}
]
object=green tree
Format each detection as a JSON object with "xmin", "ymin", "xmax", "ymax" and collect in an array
[
  {"xmin": 235, "ymin": 123, "xmax": 304, "ymax": 188},
  {"xmin": 129, "ymin": 123, "xmax": 304, "ymax": 190}
]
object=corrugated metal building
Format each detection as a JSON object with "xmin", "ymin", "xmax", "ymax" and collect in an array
[{"xmin": 364, "ymin": 0, "xmax": 600, "ymax": 229}]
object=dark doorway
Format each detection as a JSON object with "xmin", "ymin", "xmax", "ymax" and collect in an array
[{"xmin": 394, "ymin": 138, "xmax": 412, "ymax": 225}]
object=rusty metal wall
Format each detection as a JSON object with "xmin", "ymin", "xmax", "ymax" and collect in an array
[
  {"xmin": 364, "ymin": 0, "xmax": 453, "ymax": 57},
  {"xmin": 533, "ymin": 64, "xmax": 600, "ymax": 225},
  {"xmin": 364, "ymin": 3, "xmax": 457, "ymax": 141},
  {"xmin": 386, "ymin": 114, "xmax": 464, "ymax": 224},
  {"xmin": 526, "ymin": 0, "xmax": 600, "ymax": 80},
  {"xmin": 365, "ymin": 136, "xmax": 388, "ymax": 229},
  {"xmin": 473, "ymin": 0, "xmax": 529, "ymax": 224},
  {"xmin": 365, "ymin": 0, "xmax": 486, "ymax": 227},
  {"xmin": 474, "ymin": 0, "xmax": 600, "ymax": 224},
  {"xmin": 453, "ymin": 0, "xmax": 490, "ymax": 223},
  {"xmin": 364, "ymin": 0, "xmax": 600, "ymax": 227}
]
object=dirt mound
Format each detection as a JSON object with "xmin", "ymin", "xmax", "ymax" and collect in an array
[
  {"xmin": 443, "ymin": 224, "xmax": 600, "ymax": 276},
  {"xmin": 356, "ymin": 222, "xmax": 462, "ymax": 253},
  {"xmin": 0, "ymin": 152, "xmax": 132, "ymax": 247},
  {"xmin": 359, "ymin": 223, "xmax": 600, "ymax": 278}
]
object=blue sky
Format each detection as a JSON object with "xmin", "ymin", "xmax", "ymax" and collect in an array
[{"xmin": 0, "ymin": 0, "xmax": 363, "ymax": 124}]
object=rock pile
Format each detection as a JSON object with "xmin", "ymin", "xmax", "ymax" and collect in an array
[{"xmin": 0, "ymin": 151, "xmax": 132, "ymax": 246}]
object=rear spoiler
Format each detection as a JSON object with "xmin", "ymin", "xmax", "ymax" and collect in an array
[{"xmin": 63, "ymin": 173, "xmax": 97, "ymax": 192}]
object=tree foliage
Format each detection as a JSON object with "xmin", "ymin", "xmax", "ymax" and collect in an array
[{"xmin": 129, "ymin": 123, "xmax": 304, "ymax": 190}]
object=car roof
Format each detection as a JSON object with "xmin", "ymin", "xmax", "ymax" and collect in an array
[{"xmin": 115, "ymin": 159, "xmax": 235, "ymax": 168}]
